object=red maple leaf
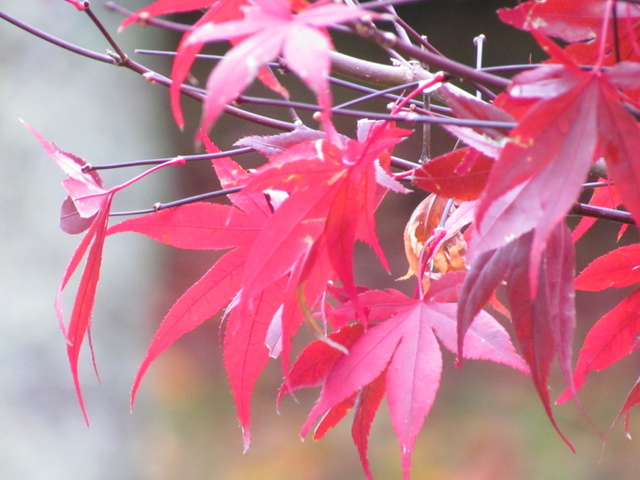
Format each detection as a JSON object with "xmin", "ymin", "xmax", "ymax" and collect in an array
[
  {"xmin": 575, "ymin": 243, "xmax": 640, "ymax": 291},
  {"xmin": 499, "ymin": 0, "xmax": 640, "ymax": 65},
  {"xmin": 108, "ymin": 143, "xmax": 278, "ymax": 448},
  {"xmin": 472, "ymin": 33, "xmax": 640, "ymax": 295},
  {"xmin": 557, "ymin": 289, "xmax": 640, "ymax": 405},
  {"xmin": 412, "ymin": 147, "xmax": 493, "ymax": 201},
  {"xmin": 26, "ymin": 122, "xmax": 183, "ymax": 422},
  {"xmin": 498, "ymin": 0, "xmax": 640, "ymax": 43},
  {"xmin": 174, "ymin": 0, "xmax": 372, "ymax": 134},
  {"xmin": 293, "ymin": 277, "xmax": 527, "ymax": 480},
  {"xmin": 556, "ymin": 243, "xmax": 640, "ymax": 408},
  {"xmin": 107, "ymin": 125, "xmax": 404, "ymax": 447},
  {"xmin": 237, "ymin": 123, "xmax": 410, "ymax": 315}
]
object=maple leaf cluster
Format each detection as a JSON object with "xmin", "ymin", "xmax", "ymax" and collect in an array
[{"xmin": 18, "ymin": 0, "xmax": 640, "ymax": 478}]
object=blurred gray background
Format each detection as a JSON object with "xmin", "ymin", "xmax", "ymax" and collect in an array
[{"xmin": 1, "ymin": 1, "xmax": 171, "ymax": 479}]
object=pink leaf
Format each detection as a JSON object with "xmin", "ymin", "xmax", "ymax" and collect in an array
[
  {"xmin": 460, "ymin": 224, "xmax": 576, "ymax": 448},
  {"xmin": 282, "ymin": 22, "xmax": 333, "ymax": 113},
  {"xmin": 169, "ymin": 2, "xmax": 246, "ymax": 128},
  {"xmin": 384, "ymin": 303, "xmax": 441, "ymax": 478},
  {"xmin": 430, "ymin": 303, "xmax": 529, "ymax": 373},
  {"xmin": 236, "ymin": 126, "xmax": 327, "ymax": 157},
  {"xmin": 60, "ymin": 196, "xmax": 96, "ymax": 235},
  {"xmin": 302, "ymin": 285, "xmax": 528, "ymax": 479},
  {"xmin": 24, "ymin": 121, "xmax": 108, "ymax": 222},
  {"xmin": 474, "ymin": 70, "xmax": 598, "ymax": 259},
  {"xmin": 179, "ymin": 0, "xmax": 371, "ymax": 133},
  {"xmin": 65, "ymin": 197, "xmax": 113, "ymax": 424},
  {"xmin": 28, "ymin": 124, "xmax": 185, "ymax": 422},
  {"xmin": 199, "ymin": 29, "xmax": 286, "ymax": 133},
  {"xmin": 224, "ymin": 279, "xmax": 286, "ymax": 451}
]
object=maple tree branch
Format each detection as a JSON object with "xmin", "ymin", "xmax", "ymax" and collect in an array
[
  {"xmin": 384, "ymin": 12, "xmax": 444, "ymax": 57},
  {"xmin": 111, "ymin": 186, "xmax": 243, "ymax": 216},
  {"xmin": 571, "ymin": 203, "xmax": 634, "ymax": 225},
  {"xmin": 135, "ymin": 49, "xmax": 458, "ymax": 118},
  {"xmin": 330, "ymin": 50, "xmax": 431, "ymax": 87},
  {"xmin": 83, "ymin": 3, "xmax": 128, "ymax": 63},
  {"xmin": 104, "ymin": 1, "xmax": 189, "ymax": 32},
  {"xmin": 1, "ymin": 9, "xmax": 295, "ymax": 132},
  {"xmin": 108, "ymin": 1, "xmax": 478, "ymax": 106},
  {"xmin": 0, "ymin": 9, "xmax": 116, "ymax": 65},
  {"xmin": 236, "ymin": 93, "xmax": 515, "ymax": 130},
  {"xmin": 351, "ymin": 20, "xmax": 511, "ymax": 92},
  {"xmin": 90, "ymin": 147, "xmax": 254, "ymax": 171},
  {"xmin": 331, "ymin": 78, "xmax": 448, "ymax": 114},
  {"xmin": 110, "ymin": 153, "xmax": 420, "ymax": 216}
]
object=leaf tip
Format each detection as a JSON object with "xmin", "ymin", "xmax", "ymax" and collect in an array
[{"xmin": 241, "ymin": 427, "xmax": 251, "ymax": 454}]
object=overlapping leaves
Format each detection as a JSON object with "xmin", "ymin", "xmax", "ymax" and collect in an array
[
  {"xmin": 557, "ymin": 243, "xmax": 640, "ymax": 437},
  {"xmin": 27, "ymin": 123, "xmax": 183, "ymax": 422},
  {"xmin": 35, "ymin": 0, "xmax": 640, "ymax": 477},
  {"xmin": 295, "ymin": 278, "xmax": 527, "ymax": 480}
]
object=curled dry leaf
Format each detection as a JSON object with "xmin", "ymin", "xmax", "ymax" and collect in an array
[{"xmin": 402, "ymin": 194, "xmax": 468, "ymax": 292}]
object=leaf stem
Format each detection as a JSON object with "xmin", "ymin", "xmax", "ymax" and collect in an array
[
  {"xmin": 111, "ymin": 157, "xmax": 185, "ymax": 193},
  {"xmin": 84, "ymin": 3, "xmax": 128, "ymax": 63},
  {"xmin": 110, "ymin": 187, "xmax": 243, "ymax": 216},
  {"xmin": 0, "ymin": 9, "xmax": 117, "ymax": 64},
  {"xmin": 90, "ymin": 147, "xmax": 254, "ymax": 171}
]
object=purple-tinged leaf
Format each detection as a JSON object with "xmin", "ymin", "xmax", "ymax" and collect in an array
[{"xmin": 235, "ymin": 126, "xmax": 326, "ymax": 157}]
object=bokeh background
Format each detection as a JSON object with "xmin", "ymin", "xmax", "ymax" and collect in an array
[{"xmin": 2, "ymin": 1, "xmax": 640, "ymax": 479}]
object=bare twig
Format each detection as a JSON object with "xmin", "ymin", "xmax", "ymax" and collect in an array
[
  {"xmin": 111, "ymin": 187, "xmax": 243, "ymax": 216},
  {"xmin": 571, "ymin": 203, "xmax": 634, "ymax": 225},
  {"xmin": 0, "ymin": 10, "xmax": 116, "ymax": 64}
]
